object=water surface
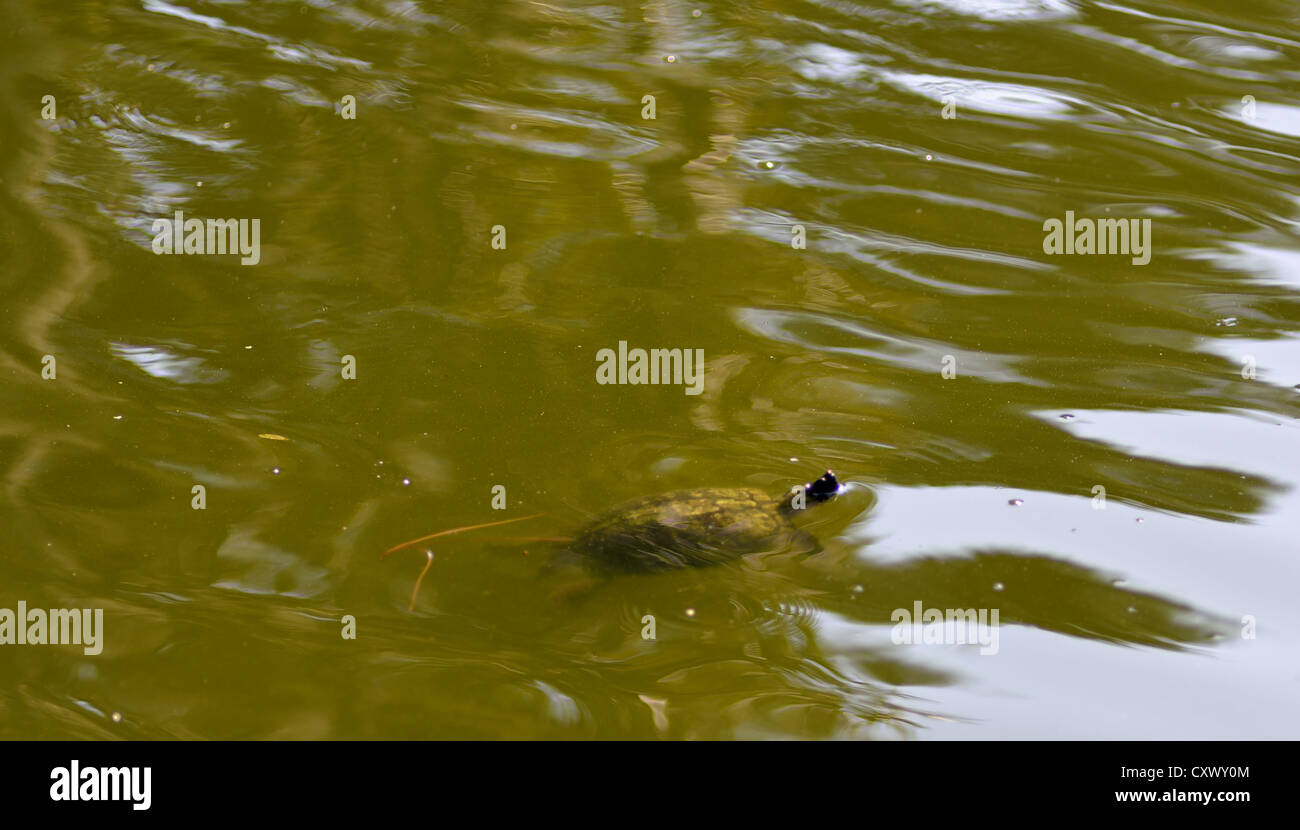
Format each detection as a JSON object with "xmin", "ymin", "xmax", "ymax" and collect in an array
[{"xmin": 2, "ymin": 0, "xmax": 1299, "ymax": 738}]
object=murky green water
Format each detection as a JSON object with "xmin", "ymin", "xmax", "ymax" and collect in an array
[{"xmin": 2, "ymin": 0, "xmax": 1298, "ymax": 739}]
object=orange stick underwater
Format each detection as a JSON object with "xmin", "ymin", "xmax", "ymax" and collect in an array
[
  {"xmin": 382, "ymin": 513, "xmax": 545, "ymax": 559},
  {"xmin": 408, "ymin": 551, "xmax": 434, "ymax": 612}
]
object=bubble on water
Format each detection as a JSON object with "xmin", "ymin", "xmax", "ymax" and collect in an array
[
  {"xmin": 665, "ymin": 55, "xmax": 677, "ymax": 63},
  {"xmin": 851, "ymin": 584, "xmax": 864, "ymax": 594},
  {"xmin": 112, "ymin": 415, "xmax": 123, "ymax": 420},
  {"xmin": 789, "ymin": 457, "xmax": 799, "ymax": 462},
  {"xmin": 1127, "ymin": 606, "xmax": 1137, "ymax": 614},
  {"xmin": 684, "ymin": 607, "xmax": 696, "ymax": 618},
  {"xmin": 272, "ymin": 467, "xmax": 281, "ymax": 475},
  {"xmin": 1008, "ymin": 498, "xmax": 1024, "ymax": 507},
  {"xmin": 924, "ymin": 154, "xmax": 933, "ymax": 160},
  {"xmin": 993, "ymin": 582, "xmax": 1004, "ymax": 592},
  {"xmin": 402, "ymin": 478, "xmax": 411, "ymax": 486},
  {"xmin": 692, "ymin": 9, "xmax": 702, "ymax": 17},
  {"xmin": 111, "ymin": 711, "xmax": 122, "ymax": 723}
]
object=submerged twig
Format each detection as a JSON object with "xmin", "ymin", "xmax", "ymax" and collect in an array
[
  {"xmin": 381, "ymin": 513, "xmax": 544, "ymax": 559},
  {"xmin": 408, "ymin": 550, "xmax": 434, "ymax": 612}
]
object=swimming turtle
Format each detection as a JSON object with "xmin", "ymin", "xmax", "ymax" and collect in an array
[
  {"xmin": 569, "ymin": 470, "xmax": 843, "ymax": 573},
  {"xmin": 384, "ymin": 471, "xmax": 844, "ymax": 607}
]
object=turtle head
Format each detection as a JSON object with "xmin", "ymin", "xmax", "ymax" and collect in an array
[
  {"xmin": 806, "ymin": 470, "xmax": 841, "ymax": 502},
  {"xmin": 780, "ymin": 470, "xmax": 842, "ymax": 514}
]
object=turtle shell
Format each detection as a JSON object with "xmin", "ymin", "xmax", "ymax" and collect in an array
[{"xmin": 571, "ymin": 487, "xmax": 796, "ymax": 573}]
